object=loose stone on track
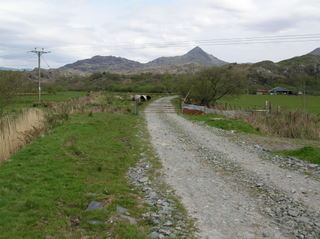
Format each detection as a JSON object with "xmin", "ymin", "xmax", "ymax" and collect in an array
[{"xmin": 144, "ymin": 96, "xmax": 320, "ymax": 239}]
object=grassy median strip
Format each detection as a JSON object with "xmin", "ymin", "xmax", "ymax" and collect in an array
[{"xmin": 0, "ymin": 112, "xmax": 149, "ymax": 239}]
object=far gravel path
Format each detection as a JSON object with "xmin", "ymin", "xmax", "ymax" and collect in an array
[{"xmin": 144, "ymin": 96, "xmax": 320, "ymax": 239}]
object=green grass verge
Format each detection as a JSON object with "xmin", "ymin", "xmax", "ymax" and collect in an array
[
  {"xmin": 276, "ymin": 146, "xmax": 320, "ymax": 165},
  {"xmin": 172, "ymin": 98, "xmax": 260, "ymax": 134},
  {"xmin": 185, "ymin": 113, "xmax": 260, "ymax": 134},
  {"xmin": 0, "ymin": 112, "xmax": 149, "ymax": 239},
  {"xmin": 217, "ymin": 94, "xmax": 320, "ymax": 114}
]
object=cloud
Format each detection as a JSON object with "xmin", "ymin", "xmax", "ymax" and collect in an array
[
  {"xmin": 248, "ymin": 18, "xmax": 297, "ymax": 33},
  {"xmin": 0, "ymin": 0, "xmax": 319, "ymax": 68}
]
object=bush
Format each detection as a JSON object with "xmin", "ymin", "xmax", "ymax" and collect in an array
[
  {"xmin": 177, "ymin": 66, "xmax": 247, "ymax": 107},
  {"xmin": 0, "ymin": 71, "xmax": 24, "ymax": 116}
]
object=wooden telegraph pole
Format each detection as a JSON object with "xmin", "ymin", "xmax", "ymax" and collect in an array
[{"xmin": 29, "ymin": 48, "xmax": 50, "ymax": 102}]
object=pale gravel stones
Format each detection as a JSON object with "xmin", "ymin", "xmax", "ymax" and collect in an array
[{"xmin": 127, "ymin": 153, "xmax": 194, "ymax": 238}]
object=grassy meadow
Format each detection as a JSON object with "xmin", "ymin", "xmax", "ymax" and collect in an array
[
  {"xmin": 6, "ymin": 91, "xmax": 87, "ymax": 111},
  {"xmin": 0, "ymin": 93, "xmax": 156, "ymax": 238},
  {"xmin": 217, "ymin": 94, "xmax": 320, "ymax": 114}
]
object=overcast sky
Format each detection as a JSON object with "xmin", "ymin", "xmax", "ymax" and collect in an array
[{"xmin": 0, "ymin": 0, "xmax": 320, "ymax": 69}]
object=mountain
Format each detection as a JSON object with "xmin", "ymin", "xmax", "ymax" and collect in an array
[
  {"xmin": 61, "ymin": 55, "xmax": 143, "ymax": 73},
  {"xmin": 308, "ymin": 48, "xmax": 320, "ymax": 55},
  {"xmin": 60, "ymin": 47, "xmax": 228, "ymax": 74},
  {"xmin": 145, "ymin": 46, "xmax": 227, "ymax": 68}
]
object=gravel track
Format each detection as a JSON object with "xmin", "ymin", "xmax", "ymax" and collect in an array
[{"xmin": 144, "ymin": 97, "xmax": 320, "ymax": 239}]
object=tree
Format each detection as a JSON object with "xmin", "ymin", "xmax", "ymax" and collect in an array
[
  {"xmin": 0, "ymin": 71, "xmax": 23, "ymax": 116},
  {"xmin": 183, "ymin": 66, "xmax": 247, "ymax": 107}
]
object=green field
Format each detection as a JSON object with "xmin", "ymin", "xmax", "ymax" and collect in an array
[
  {"xmin": 0, "ymin": 111, "xmax": 151, "ymax": 238},
  {"xmin": 8, "ymin": 91, "xmax": 87, "ymax": 109},
  {"xmin": 217, "ymin": 95, "xmax": 320, "ymax": 114}
]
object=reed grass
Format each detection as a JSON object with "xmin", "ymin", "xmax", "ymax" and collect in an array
[
  {"xmin": 0, "ymin": 108, "xmax": 45, "ymax": 161},
  {"xmin": 238, "ymin": 110, "xmax": 320, "ymax": 140}
]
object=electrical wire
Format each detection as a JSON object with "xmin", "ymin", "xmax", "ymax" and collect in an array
[
  {"xmin": 41, "ymin": 55, "xmax": 50, "ymax": 68},
  {"xmin": 99, "ymin": 33, "xmax": 320, "ymax": 49},
  {"xmin": 50, "ymin": 33, "xmax": 320, "ymax": 51}
]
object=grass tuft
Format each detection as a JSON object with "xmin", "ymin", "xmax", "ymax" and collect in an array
[
  {"xmin": 276, "ymin": 146, "xmax": 320, "ymax": 165},
  {"xmin": 184, "ymin": 113, "xmax": 260, "ymax": 134}
]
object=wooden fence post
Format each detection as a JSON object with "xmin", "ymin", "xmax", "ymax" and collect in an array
[
  {"xmin": 134, "ymin": 101, "xmax": 138, "ymax": 115},
  {"xmin": 268, "ymin": 101, "xmax": 272, "ymax": 114}
]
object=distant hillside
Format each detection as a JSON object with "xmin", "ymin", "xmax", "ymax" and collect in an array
[
  {"xmin": 26, "ymin": 68, "xmax": 90, "ymax": 83},
  {"xmin": 61, "ymin": 56, "xmax": 143, "ymax": 73},
  {"xmin": 0, "ymin": 67, "xmax": 31, "ymax": 71},
  {"xmin": 244, "ymin": 49, "xmax": 320, "ymax": 78},
  {"xmin": 308, "ymin": 48, "xmax": 320, "ymax": 55},
  {"xmin": 278, "ymin": 54, "xmax": 320, "ymax": 74},
  {"xmin": 60, "ymin": 47, "xmax": 228, "ymax": 74},
  {"xmin": 237, "ymin": 50, "xmax": 320, "ymax": 94}
]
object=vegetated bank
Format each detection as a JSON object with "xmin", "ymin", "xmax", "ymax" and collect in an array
[
  {"xmin": 0, "ymin": 93, "xmax": 195, "ymax": 238},
  {"xmin": 0, "ymin": 94, "xmax": 145, "ymax": 238},
  {"xmin": 0, "ymin": 91, "xmax": 93, "ymax": 162}
]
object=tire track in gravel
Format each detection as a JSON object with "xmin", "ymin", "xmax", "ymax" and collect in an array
[{"xmin": 144, "ymin": 96, "xmax": 320, "ymax": 239}]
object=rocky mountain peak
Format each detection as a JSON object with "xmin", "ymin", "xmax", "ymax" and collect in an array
[{"xmin": 185, "ymin": 46, "xmax": 208, "ymax": 57}]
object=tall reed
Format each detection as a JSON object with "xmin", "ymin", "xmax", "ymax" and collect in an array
[
  {"xmin": 0, "ymin": 109, "xmax": 45, "ymax": 161},
  {"xmin": 238, "ymin": 110, "xmax": 320, "ymax": 140}
]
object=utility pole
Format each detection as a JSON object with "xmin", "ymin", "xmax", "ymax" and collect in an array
[{"xmin": 29, "ymin": 48, "xmax": 50, "ymax": 102}]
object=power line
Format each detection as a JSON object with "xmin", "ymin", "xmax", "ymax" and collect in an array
[
  {"xmin": 96, "ymin": 33, "xmax": 320, "ymax": 50},
  {"xmin": 50, "ymin": 33, "xmax": 320, "ymax": 52},
  {"xmin": 116, "ymin": 38, "xmax": 320, "ymax": 50},
  {"xmin": 41, "ymin": 55, "xmax": 51, "ymax": 68},
  {"xmin": 49, "ymin": 33, "xmax": 320, "ymax": 50},
  {"xmin": 29, "ymin": 48, "xmax": 51, "ymax": 103}
]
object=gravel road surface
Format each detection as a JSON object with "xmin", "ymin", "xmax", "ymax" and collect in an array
[{"xmin": 144, "ymin": 97, "xmax": 320, "ymax": 239}]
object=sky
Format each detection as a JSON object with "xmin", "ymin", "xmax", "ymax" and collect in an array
[{"xmin": 0, "ymin": 0, "xmax": 320, "ymax": 69}]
